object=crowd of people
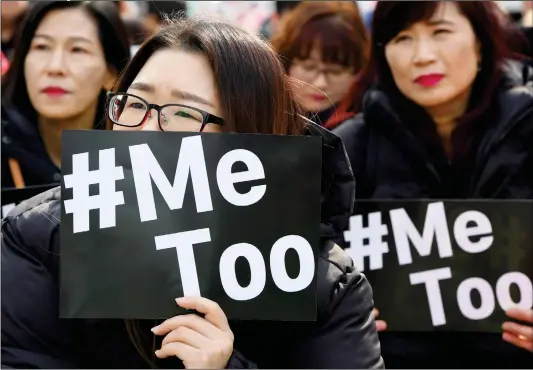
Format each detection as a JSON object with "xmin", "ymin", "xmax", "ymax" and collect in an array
[{"xmin": 1, "ymin": 0, "xmax": 532, "ymax": 368}]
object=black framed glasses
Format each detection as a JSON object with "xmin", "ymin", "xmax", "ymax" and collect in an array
[{"xmin": 107, "ymin": 92, "xmax": 225, "ymax": 132}]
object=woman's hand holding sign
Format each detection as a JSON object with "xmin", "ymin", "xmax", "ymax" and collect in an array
[
  {"xmin": 152, "ymin": 297, "xmax": 234, "ymax": 368},
  {"xmin": 372, "ymin": 308, "xmax": 388, "ymax": 332},
  {"xmin": 502, "ymin": 307, "xmax": 533, "ymax": 352}
]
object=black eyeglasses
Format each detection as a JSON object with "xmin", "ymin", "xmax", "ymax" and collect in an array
[{"xmin": 107, "ymin": 92, "xmax": 225, "ymax": 132}]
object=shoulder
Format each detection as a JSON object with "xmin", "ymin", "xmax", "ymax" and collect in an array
[
  {"xmin": 332, "ymin": 113, "xmax": 366, "ymax": 138},
  {"xmin": 317, "ymin": 241, "xmax": 374, "ymax": 320},
  {"xmin": 2, "ymin": 186, "xmax": 62, "ymax": 257},
  {"xmin": 331, "ymin": 114, "xmax": 367, "ymax": 156}
]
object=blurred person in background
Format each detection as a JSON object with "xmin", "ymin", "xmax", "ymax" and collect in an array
[
  {"xmin": 271, "ymin": 1, "xmax": 369, "ymax": 126},
  {"xmin": 1, "ymin": 1, "xmax": 29, "ymax": 59},
  {"xmin": 523, "ymin": 1, "xmax": 533, "ymax": 27},
  {"xmin": 1, "ymin": 1, "xmax": 130, "ymax": 189},
  {"xmin": 332, "ymin": 1, "xmax": 532, "ymax": 367},
  {"xmin": 1, "ymin": 51, "xmax": 9, "ymax": 77},
  {"xmin": 142, "ymin": 0, "xmax": 188, "ymax": 36},
  {"xmin": 259, "ymin": 1, "xmax": 302, "ymax": 40}
]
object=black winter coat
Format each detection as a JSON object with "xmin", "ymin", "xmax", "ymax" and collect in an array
[
  {"xmin": 333, "ymin": 60, "xmax": 533, "ymax": 368},
  {"xmin": 1, "ymin": 123, "xmax": 384, "ymax": 369}
]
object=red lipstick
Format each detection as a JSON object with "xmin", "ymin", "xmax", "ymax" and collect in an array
[
  {"xmin": 311, "ymin": 94, "xmax": 327, "ymax": 102},
  {"xmin": 414, "ymin": 74, "xmax": 444, "ymax": 87},
  {"xmin": 42, "ymin": 86, "xmax": 69, "ymax": 97}
]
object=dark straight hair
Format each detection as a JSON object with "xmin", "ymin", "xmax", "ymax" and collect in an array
[
  {"xmin": 113, "ymin": 16, "xmax": 306, "ymax": 367},
  {"xmin": 109, "ymin": 16, "xmax": 304, "ymax": 136},
  {"xmin": 1, "ymin": 1, "xmax": 131, "ymax": 127},
  {"xmin": 326, "ymin": 1, "xmax": 520, "ymax": 130}
]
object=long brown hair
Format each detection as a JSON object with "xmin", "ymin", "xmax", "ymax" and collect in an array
[
  {"xmin": 109, "ymin": 16, "xmax": 304, "ymax": 136},
  {"xmin": 325, "ymin": 1, "xmax": 518, "ymax": 129},
  {"xmin": 113, "ymin": 16, "xmax": 307, "ymax": 367}
]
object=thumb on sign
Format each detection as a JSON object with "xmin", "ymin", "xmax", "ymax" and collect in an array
[{"xmin": 372, "ymin": 308, "xmax": 388, "ymax": 332}]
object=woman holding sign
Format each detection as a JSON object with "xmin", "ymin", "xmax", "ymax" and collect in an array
[
  {"xmin": 1, "ymin": 1, "xmax": 130, "ymax": 189},
  {"xmin": 332, "ymin": 0, "xmax": 533, "ymax": 368},
  {"xmin": 1, "ymin": 16, "xmax": 384, "ymax": 370}
]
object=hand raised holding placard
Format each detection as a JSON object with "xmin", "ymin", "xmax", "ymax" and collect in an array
[
  {"xmin": 502, "ymin": 308, "xmax": 533, "ymax": 352},
  {"xmin": 372, "ymin": 308, "xmax": 388, "ymax": 332},
  {"xmin": 152, "ymin": 297, "xmax": 234, "ymax": 369}
]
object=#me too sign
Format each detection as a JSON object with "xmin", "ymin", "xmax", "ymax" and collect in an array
[
  {"xmin": 343, "ymin": 200, "xmax": 533, "ymax": 332},
  {"xmin": 59, "ymin": 130, "xmax": 322, "ymax": 321}
]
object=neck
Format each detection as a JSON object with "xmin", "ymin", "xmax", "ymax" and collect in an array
[
  {"xmin": 38, "ymin": 106, "xmax": 97, "ymax": 168},
  {"xmin": 426, "ymin": 93, "xmax": 471, "ymax": 159}
]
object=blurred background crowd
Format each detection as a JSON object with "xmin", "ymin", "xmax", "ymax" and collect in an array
[{"xmin": 1, "ymin": 0, "xmax": 532, "ymax": 368}]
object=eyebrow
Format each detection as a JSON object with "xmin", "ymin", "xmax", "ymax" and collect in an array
[
  {"xmin": 426, "ymin": 19, "xmax": 455, "ymax": 27},
  {"xmin": 33, "ymin": 33, "xmax": 94, "ymax": 44},
  {"xmin": 129, "ymin": 82, "xmax": 214, "ymax": 107}
]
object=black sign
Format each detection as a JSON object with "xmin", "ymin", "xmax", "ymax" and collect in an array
[
  {"xmin": 343, "ymin": 200, "xmax": 533, "ymax": 332},
  {"xmin": 1, "ymin": 184, "xmax": 59, "ymax": 219},
  {"xmin": 59, "ymin": 130, "xmax": 322, "ymax": 321}
]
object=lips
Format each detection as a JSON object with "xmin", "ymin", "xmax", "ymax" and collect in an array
[
  {"xmin": 42, "ymin": 86, "xmax": 69, "ymax": 96},
  {"xmin": 311, "ymin": 94, "xmax": 327, "ymax": 102},
  {"xmin": 414, "ymin": 74, "xmax": 444, "ymax": 87}
]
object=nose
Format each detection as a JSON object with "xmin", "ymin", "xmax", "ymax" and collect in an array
[
  {"xmin": 140, "ymin": 109, "xmax": 161, "ymax": 131},
  {"xmin": 412, "ymin": 37, "xmax": 437, "ymax": 66},
  {"xmin": 312, "ymin": 71, "xmax": 328, "ymax": 90},
  {"xmin": 45, "ymin": 48, "xmax": 67, "ymax": 76}
]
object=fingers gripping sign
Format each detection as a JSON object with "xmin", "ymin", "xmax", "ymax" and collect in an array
[
  {"xmin": 152, "ymin": 297, "xmax": 234, "ymax": 369},
  {"xmin": 502, "ymin": 308, "xmax": 533, "ymax": 352}
]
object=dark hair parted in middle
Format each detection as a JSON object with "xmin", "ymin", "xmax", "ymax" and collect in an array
[
  {"xmin": 110, "ymin": 17, "xmax": 304, "ymax": 136},
  {"xmin": 1, "ymin": 0, "xmax": 131, "ymax": 126},
  {"xmin": 336, "ymin": 1, "xmax": 518, "ymax": 125},
  {"xmin": 270, "ymin": 1, "xmax": 369, "ymax": 72}
]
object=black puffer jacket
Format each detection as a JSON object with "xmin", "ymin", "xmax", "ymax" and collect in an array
[
  {"xmin": 1, "ymin": 123, "xmax": 383, "ymax": 369},
  {"xmin": 333, "ymin": 61, "xmax": 533, "ymax": 368}
]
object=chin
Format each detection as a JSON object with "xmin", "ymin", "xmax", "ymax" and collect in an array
[
  {"xmin": 410, "ymin": 92, "xmax": 455, "ymax": 109},
  {"xmin": 38, "ymin": 109, "xmax": 79, "ymax": 121}
]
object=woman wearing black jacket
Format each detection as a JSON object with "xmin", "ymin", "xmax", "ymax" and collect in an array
[
  {"xmin": 332, "ymin": 1, "xmax": 533, "ymax": 368},
  {"xmin": 1, "ymin": 17, "xmax": 383, "ymax": 369},
  {"xmin": 1, "ymin": 1, "xmax": 130, "ymax": 189}
]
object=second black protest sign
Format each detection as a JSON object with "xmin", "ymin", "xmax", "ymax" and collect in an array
[
  {"xmin": 344, "ymin": 200, "xmax": 533, "ymax": 332},
  {"xmin": 60, "ymin": 130, "xmax": 322, "ymax": 321}
]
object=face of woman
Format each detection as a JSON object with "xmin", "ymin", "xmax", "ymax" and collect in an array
[
  {"xmin": 24, "ymin": 7, "xmax": 115, "ymax": 121},
  {"xmin": 384, "ymin": 2, "xmax": 481, "ymax": 116},
  {"xmin": 113, "ymin": 48, "xmax": 224, "ymax": 133},
  {"xmin": 289, "ymin": 48, "xmax": 357, "ymax": 113}
]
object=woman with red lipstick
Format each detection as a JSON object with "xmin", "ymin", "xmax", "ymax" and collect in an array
[
  {"xmin": 1, "ymin": 1, "xmax": 130, "ymax": 189},
  {"xmin": 271, "ymin": 1, "xmax": 369, "ymax": 127},
  {"xmin": 332, "ymin": 1, "xmax": 533, "ymax": 368}
]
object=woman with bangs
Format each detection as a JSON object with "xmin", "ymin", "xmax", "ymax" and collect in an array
[
  {"xmin": 332, "ymin": 1, "xmax": 533, "ymax": 367},
  {"xmin": 270, "ymin": 1, "xmax": 369, "ymax": 127}
]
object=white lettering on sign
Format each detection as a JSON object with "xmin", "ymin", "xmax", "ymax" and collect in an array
[
  {"xmin": 390, "ymin": 202, "xmax": 453, "ymax": 266},
  {"xmin": 155, "ymin": 230, "xmax": 315, "ymax": 301},
  {"xmin": 219, "ymin": 243, "xmax": 266, "ymax": 301},
  {"xmin": 154, "ymin": 228, "xmax": 212, "ymax": 296},
  {"xmin": 130, "ymin": 137, "xmax": 267, "ymax": 223},
  {"xmin": 129, "ymin": 137, "xmax": 213, "ymax": 222},
  {"xmin": 216, "ymin": 149, "xmax": 266, "ymax": 207},
  {"xmin": 411, "ymin": 268, "xmax": 533, "ymax": 326},
  {"xmin": 409, "ymin": 267, "xmax": 452, "ymax": 326},
  {"xmin": 453, "ymin": 210, "xmax": 493, "ymax": 254},
  {"xmin": 344, "ymin": 202, "xmax": 495, "ymax": 272}
]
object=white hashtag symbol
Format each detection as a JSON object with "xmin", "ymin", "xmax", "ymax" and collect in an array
[
  {"xmin": 343, "ymin": 211, "xmax": 389, "ymax": 271},
  {"xmin": 64, "ymin": 148, "xmax": 125, "ymax": 233}
]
